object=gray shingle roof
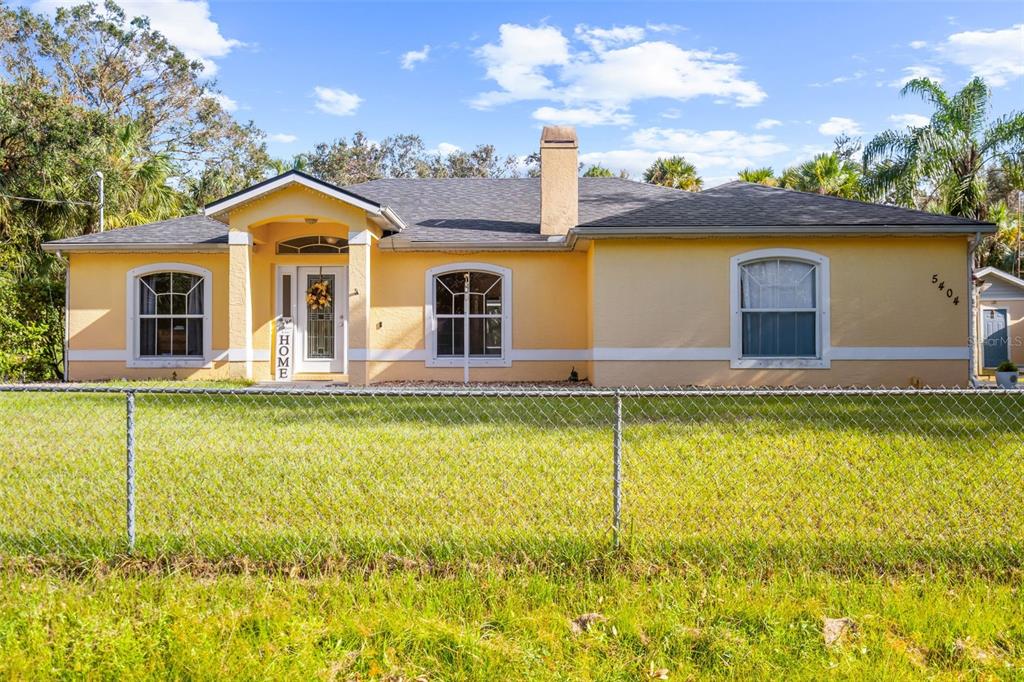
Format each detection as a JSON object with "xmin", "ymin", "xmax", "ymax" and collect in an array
[
  {"xmin": 45, "ymin": 214, "xmax": 227, "ymax": 246},
  {"xmin": 346, "ymin": 178, "xmax": 544, "ymax": 243},
  {"xmin": 578, "ymin": 180, "xmax": 991, "ymax": 228},
  {"xmin": 350, "ymin": 177, "xmax": 989, "ymax": 243},
  {"xmin": 45, "ymin": 177, "xmax": 991, "ymax": 249}
]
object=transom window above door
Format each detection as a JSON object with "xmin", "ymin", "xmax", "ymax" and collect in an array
[
  {"xmin": 276, "ymin": 235, "xmax": 348, "ymax": 254},
  {"xmin": 426, "ymin": 264, "xmax": 512, "ymax": 368}
]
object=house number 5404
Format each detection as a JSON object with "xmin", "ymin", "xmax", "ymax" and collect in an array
[{"xmin": 931, "ymin": 274, "xmax": 960, "ymax": 305}]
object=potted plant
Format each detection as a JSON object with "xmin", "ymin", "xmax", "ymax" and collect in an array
[{"xmin": 995, "ymin": 360, "xmax": 1019, "ymax": 388}]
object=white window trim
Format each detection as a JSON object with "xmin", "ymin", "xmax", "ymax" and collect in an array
[
  {"xmin": 125, "ymin": 263, "xmax": 213, "ymax": 368},
  {"xmin": 424, "ymin": 262, "xmax": 512, "ymax": 368},
  {"xmin": 730, "ymin": 248, "xmax": 831, "ymax": 369}
]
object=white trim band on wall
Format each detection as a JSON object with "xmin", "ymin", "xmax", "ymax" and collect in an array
[
  {"xmin": 350, "ymin": 349, "xmax": 592, "ymax": 362},
  {"xmin": 227, "ymin": 349, "xmax": 271, "ymax": 362},
  {"xmin": 72, "ymin": 347, "xmax": 966, "ymax": 363},
  {"xmin": 67, "ymin": 349, "xmax": 271, "ymax": 363},
  {"xmin": 593, "ymin": 347, "xmax": 731, "ymax": 361},
  {"xmin": 829, "ymin": 347, "xmax": 969, "ymax": 361},
  {"xmin": 350, "ymin": 348, "xmax": 426, "ymax": 362},
  {"xmin": 346, "ymin": 347, "xmax": 969, "ymax": 363}
]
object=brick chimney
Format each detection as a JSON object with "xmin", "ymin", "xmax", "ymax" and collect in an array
[{"xmin": 539, "ymin": 125, "xmax": 578, "ymax": 236}]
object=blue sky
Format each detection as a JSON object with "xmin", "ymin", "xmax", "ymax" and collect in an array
[{"xmin": 35, "ymin": 1, "xmax": 1024, "ymax": 185}]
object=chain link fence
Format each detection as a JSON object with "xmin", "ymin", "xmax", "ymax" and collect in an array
[{"xmin": 1, "ymin": 384, "xmax": 1021, "ymax": 571}]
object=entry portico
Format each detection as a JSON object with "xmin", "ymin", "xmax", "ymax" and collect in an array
[{"xmin": 203, "ymin": 172, "xmax": 404, "ymax": 383}]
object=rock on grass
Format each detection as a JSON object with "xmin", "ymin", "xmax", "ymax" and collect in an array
[
  {"xmin": 823, "ymin": 617, "xmax": 857, "ymax": 647},
  {"xmin": 571, "ymin": 612, "xmax": 607, "ymax": 634}
]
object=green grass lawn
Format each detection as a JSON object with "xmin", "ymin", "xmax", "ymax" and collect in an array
[
  {"xmin": 1, "ymin": 387, "xmax": 1022, "ymax": 678},
  {"xmin": 0, "ymin": 388, "xmax": 1022, "ymax": 571},
  {"xmin": 0, "ymin": 567, "xmax": 1020, "ymax": 679}
]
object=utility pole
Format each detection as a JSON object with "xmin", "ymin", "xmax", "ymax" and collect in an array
[{"xmin": 95, "ymin": 171, "xmax": 104, "ymax": 232}]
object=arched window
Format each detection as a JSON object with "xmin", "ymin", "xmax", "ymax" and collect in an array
[
  {"xmin": 730, "ymin": 249, "xmax": 830, "ymax": 368},
  {"xmin": 276, "ymin": 235, "xmax": 348, "ymax": 254},
  {"xmin": 740, "ymin": 259, "xmax": 816, "ymax": 357},
  {"xmin": 126, "ymin": 263, "xmax": 212, "ymax": 367},
  {"xmin": 426, "ymin": 264, "xmax": 511, "ymax": 367},
  {"xmin": 138, "ymin": 272, "xmax": 204, "ymax": 357}
]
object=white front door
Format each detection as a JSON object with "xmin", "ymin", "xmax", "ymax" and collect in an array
[{"xmin": 294, "ymin": 266, "xmax": 347, "ymax": 373}]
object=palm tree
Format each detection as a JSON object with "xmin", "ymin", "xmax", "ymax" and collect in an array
[
  {"xmin": 269, "ymin": 156, "xmax": 308, "ymax": 176},
  {"xmin": 977, "ymin": 200, "xmax": 1022, "ymax": 271},
  {"xmin": 102, "ymin": 122, "xmax": 181, "ymax": 228},
  {"xmin": 863, "ymin": 77, "xmax": 1024, "ymax": 220},
  {"xmin": 780, "ymin": 152, "xmax": 862, "ymax": 198},
  {"xmin": 643, "ymin": 156, "xmax": 703, "ymax": 191},
  {"xmin": 582, "ymin": 164, "xmax": 614, "ymax": 177},
  {"xmin": 738, "ymin": 167, "xmax": 778, "ymax": 186}
]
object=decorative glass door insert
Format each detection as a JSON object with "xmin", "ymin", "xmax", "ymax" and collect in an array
[{"xmin": 305, "ymin": 273, "xmax": 335, "ymax": 360}]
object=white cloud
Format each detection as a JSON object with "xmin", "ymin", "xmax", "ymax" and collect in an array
[
  {"xmin": 888, "ymin": 113, "xmax": 930, "ymax": 128},
  {"xmin": 646, "ymin": 22, "xmax": 686, "ymax": 34},
  {"xmin": 936, "ymin": 23, "xmax": 1024, "ymax": 86},
  {"xmin": 887, "ymin": 65, "xmax": 944, "ymax": 87},
  {"xmin": 269, "ymin": 133, "xmax": 297, "ymax": 143},
  {"xmin": 810, "ymin": 70, "xmax": 866, "ymax": 87},
  {"xmin": 434, "ymin": 142, "xmax": 461, "ymax": 156},
  {"xmin": 532, "ymin": 106, "xmax": 633, "ymax": 126},
  {"xmin": 313, "ymin": 86, "xmax": 362, "ymax": 116},
  {"xmin": 34, "ymin": 0, "xmax": 242, "ymax": 74},
  {"xmin": 471, "ymin": 23, "xmax": 765, "ymax": 122},
  {"xmin": 580, "ymin": 126, "xmax": 789, "ymax": 178},
  {"xmin": 574, "ymin": 24, "xmax": 646, "ymax": 52},
  {"xmin": 204, "ymin": 92, "xmax": 237, "ymax": 112},
  {"xmin": 472, "ymin": 24, "xmax": 571, "ymax": 109},
  {"xmin": 909, "ymin": 40, "xmax": 928, "ymax": 49},
  {"xmin": 561, "ymin": 41, "xmax": 766, "ymax": 108},
  {"xmin": 401, "ymin": 45, "xmax": 431, "ymax": 70},
  {"xmin": 817, "ymin": 116, "xmax": 862, "ymax": 136},
  {"xmin": 631, "ymin": 127, "xmax": 789, "ymax": 158},
  {"xmin": 754, "ymin": 118, "xmax": 782, "ymax": 130}
]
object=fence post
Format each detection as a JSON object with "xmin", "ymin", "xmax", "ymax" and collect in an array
[
  {"xmin": 125, "ymin": 390, "xmax": 136, "ymax": 553},
  {"xmin": 613, "ymin": 389, "xmax": 623, "ymax": 549}
]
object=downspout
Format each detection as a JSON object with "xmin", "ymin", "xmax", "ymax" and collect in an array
[
  {"xmin": 95, "ymin": 171, "xmax": 104, "ymax": 232},
  {"xmin": 56, "ymin": 250, "xmax": 69, "ymax": 382},
  {"xmin": 967, "ymin": 232, "xmax": 981, "ymax": 387},
  {"xmin": 463, "ymin": 272, "xmax": 470, "ymax": 385}
]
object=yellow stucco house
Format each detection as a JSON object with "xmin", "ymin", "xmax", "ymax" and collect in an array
[{"xmin": 43, "ymin": 126, "xmax": 995, "ymax": 387}]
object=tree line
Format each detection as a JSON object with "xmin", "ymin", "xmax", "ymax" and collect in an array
[{"xmin": 1, "ymin": 1, "xmax": 1022, "ymax": 380}]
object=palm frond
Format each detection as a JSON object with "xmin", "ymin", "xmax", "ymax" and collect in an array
[
  {"xmin": 982, "ymin": 111, "xmax": 1024, "ymax": 162},
  {"xmin": 900, "ymin": 77, "xmax": 950, "ymax": 111}
]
